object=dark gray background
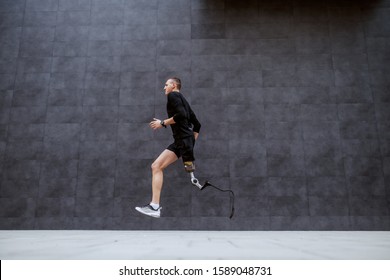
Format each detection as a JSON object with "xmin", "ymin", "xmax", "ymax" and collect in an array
[{"xmin": 0, "ymin": 0, "xmax": 389, "ymax": 230}]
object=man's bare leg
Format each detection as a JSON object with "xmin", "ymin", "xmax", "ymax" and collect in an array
[{"xmin": 151, "ymin": 149, "xmax": 178, "ymax": 204}]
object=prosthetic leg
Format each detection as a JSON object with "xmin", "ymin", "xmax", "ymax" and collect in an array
[
  {"xmin": 184, "ymin": 161, "xmax": 204, "ymax": 190},
  {"xmin": 183, "ymin": 161, "xmax": 235, "ymax": 218}
]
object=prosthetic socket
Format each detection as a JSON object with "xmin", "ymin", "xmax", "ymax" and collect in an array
[{"xmin": 184, "ymin": 161, "xmax": 204, "ymax": 190}]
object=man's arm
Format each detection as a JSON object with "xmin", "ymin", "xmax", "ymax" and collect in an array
[
  {"xmin": 170, "ymin": 93, "xmax": 187, "ymax": 123},
  {"xmin": 149, "ymin": 118, "xmax": 199, "ymax": 141},
  {"xmin": 189, "ymin": 108, "xmax": 201, "ymax": 134},
  {"xmin": 149, "ymin": 117, "xmax": 175, "ymax": 130},
  {"xmin": 150, "ymin": 93, "xmax": 183, "ymax": 130}
]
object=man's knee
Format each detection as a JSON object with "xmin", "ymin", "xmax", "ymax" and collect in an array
[
  {"xmin": 151, "ymin": 161, "xmax": 162, "ymax": 172},
  {"xmin": 184, "ymin": 161, "xmax": 195, "ymax": 173}
]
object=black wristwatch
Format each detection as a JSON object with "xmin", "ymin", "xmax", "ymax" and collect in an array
[{"xmin": 160, "ymin": 120, "xmax": 166, "ymax": 128}]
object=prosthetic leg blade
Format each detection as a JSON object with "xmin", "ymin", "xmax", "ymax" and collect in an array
[
  {"xmin": 187, "ymin": 169, "xmax": 235, "ymax": 218},
  {"xmin": 201, "ymin": 180, "xmax": 235, "ymax": 219}
]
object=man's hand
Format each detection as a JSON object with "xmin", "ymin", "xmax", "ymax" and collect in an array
[
  {"xmin": 194, "ymin": 132, "xmax": 199, "ymax": 140},
  {"xmin": 149, "ymin": 118, "xmax": 163, "ymax": 130}
]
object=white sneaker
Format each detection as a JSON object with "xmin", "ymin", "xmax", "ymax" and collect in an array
[{"xmin": 135, "ymin": 204, "xmax": 161, "ymax": 218}]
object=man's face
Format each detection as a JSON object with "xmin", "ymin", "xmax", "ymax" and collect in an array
[{"xmin": 164, "ymin": 80, "xmax": 175, "ymax": 95}]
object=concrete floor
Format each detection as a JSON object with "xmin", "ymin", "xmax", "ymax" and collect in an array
[{"xmin": 1, "ymin": 231, "xmax": 389, "ymax": 260}]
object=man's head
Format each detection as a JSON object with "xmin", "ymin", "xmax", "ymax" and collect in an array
[{"xmin": 164, "ymin": 77, "xmax": 181, "ymax": 95}]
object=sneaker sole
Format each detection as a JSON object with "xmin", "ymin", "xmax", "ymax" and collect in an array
[{"xmin": 135, "ymin": 207, "xmax": 161, "ymax": 218}]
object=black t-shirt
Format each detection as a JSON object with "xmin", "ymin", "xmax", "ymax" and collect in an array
[{"xmin": 167, "ymin": 91, "xmax": 201, "ymax": 139}]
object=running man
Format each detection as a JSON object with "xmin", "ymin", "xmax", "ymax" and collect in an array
[{"xmin": 135, "ymin": 77, "xmax": 201, "ymax": 218}]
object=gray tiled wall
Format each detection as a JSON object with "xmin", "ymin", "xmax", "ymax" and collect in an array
[{"xmin": 0, "ymin": 0, "xmax": 389, "ymax": 230}]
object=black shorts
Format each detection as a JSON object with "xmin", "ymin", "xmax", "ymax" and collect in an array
[{"xmin": 167, "ymin": 136, "xmax": 195, "ymax": 162}]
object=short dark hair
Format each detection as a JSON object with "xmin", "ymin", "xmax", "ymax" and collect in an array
[{"xmin": 169, "ymin": 77, "xmax": 181, "ymax": 90}]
